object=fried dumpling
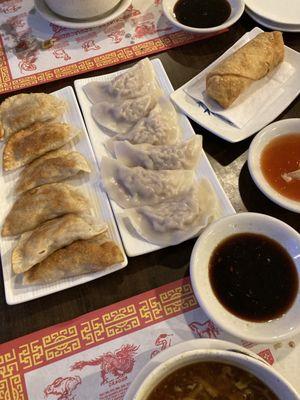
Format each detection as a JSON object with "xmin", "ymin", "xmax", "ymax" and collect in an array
[
  {"xmin": 106, "ymin": 98, "xmax": 181, "ymax": 153},
  {"xmin": 16, "ymin": 151, "xmax": 91, "ymax": 194},
  {"xmin": 84, "ymin": 58, "xmax": 156, "ymax": 104},
  {"xmin": 125, "ymin": 180, "xmax": 218, "ymax": 246},
  {"xmin": 91, "ymin": 88, "xmax": 162, "ymax": 134},
  {"xmin": 2, "ymin": 183, "xmax": 89, "ymax": 236},
  {"xmin": 114, "ymin": 136, "xmax": 202, "ymax": 170},
  {"xmin": 23, "ymin": 234, "xmax": 125, "ymax": 285},
  {"xmin": 3, "ymin": 122, "xmax": 79, "ymax": 171},
  {"xmin": 101, "ymin": 157, "xmax": 195, "ymax": 208},
  {"xmin": 12, "ymin": 214, "xmax": 107, "ymax": 274},
  {"xmin": 0, "ymin": 93, "xmax": 66, "ymax": 139}
]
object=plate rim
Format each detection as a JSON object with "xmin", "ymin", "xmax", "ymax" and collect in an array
[{"xmin": 244, "ymin": 0, "xmax": 300, "ymax": 25}]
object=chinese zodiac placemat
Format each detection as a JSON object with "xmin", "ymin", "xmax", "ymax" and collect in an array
[
  {"xmin": 0, "ymin": 0, "xmax": 223, "ymax": 94},
  {"xmin": 0, "ymin": 277, "xmax": 299, "ymax": 399}
]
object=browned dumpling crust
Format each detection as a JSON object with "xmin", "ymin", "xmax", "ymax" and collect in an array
[
  {"xmin": 2, "ymin": 183, "xmax": 90, "ymax": 237},
  {"xmin": 15, "ymin": 151, "xmax": 91, "ymax": 194},
  {"xmin": 206, "ymin": 31, "xmax": 284, "ymax": 108},
  {"xmin": 0, "ymin": 93, "xmax": 66, "ymax": 140},
  {"xmin": 3, "ymin": 122, "xmax": 79, "ymax": 171},
  {"xmin": 23, "ymin": 235, "xmax": 124, "ymax": 285}
]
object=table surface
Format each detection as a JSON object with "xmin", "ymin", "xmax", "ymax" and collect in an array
[{"xmin": 1, "ymin": 13, "xmax": 299, "ymax": 344}]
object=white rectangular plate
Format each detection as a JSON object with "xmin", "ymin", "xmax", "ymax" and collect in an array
[
  {"xmin": 75, "ymin": 59, "xmax": 235, "ymax": 257},
  {"xmin": 0, "ymin": 86, "xmax": 127, "ymax": 305},
  {"xmin": 170, "ymin": 27, "xmax": 300, "ymax": 143}
]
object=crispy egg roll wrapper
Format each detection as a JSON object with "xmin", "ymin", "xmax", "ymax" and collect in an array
[{"xmin": 206, "ymin": 32, "xmax": 284, "ymax": 109}]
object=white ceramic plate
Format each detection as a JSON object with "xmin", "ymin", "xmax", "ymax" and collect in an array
[
  {"xmin": 34, "ymin": 0, "xmax": 132, "ymax": 29},
  {"xmin": 162, "ymin": 0, "xmax": 244, "ymax": 33},
  {"xmin": 171, "ymin": 27, "xmax": 300, "ymax": 143},
  {"xmin": 124, "ymin": 339, "xmax": 270, "ymax": 400},
  {"xmin": 245, "ymin": 0, "xmax": 300, "ymax": 25},
  {"xmin": 248, "ymin": 119, "xmax": 300, "ymax": 213},
  {"xmin": 0, "ymin": 86, "xmax": 127, "ymax": 305},
  {"xmin": 74, "ymin": 59, "xmax": 235, "ymax": 257},
  {"xmin": 246, "ymin": 8, "xmax": 300, "ymax": 33},
  {"xmin": 190, "ymin": 213, "xmax": 300, "ymax": 343}
]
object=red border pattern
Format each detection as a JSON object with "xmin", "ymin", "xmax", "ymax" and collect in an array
[
  {"xmin": 0, "ymin": 277, "xmax": 197, "ymax": 399},
  {"xmin": 0, "ymin": 30, "xmax": 225, "ymax": 95}
]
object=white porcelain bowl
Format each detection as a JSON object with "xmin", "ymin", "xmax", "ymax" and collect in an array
[
  {"xmin": 132, "ymin": 348, "xmax": 298, "ymax": 400},
  {"xmin": 162, "ymin": 0, "xmax": 245, "ymax": 33},
  {"xmin": 190, "ymin": 212, "xmax": 300, "ymax": 343},
  {"xmin": 248, "ymin": 119, "xmax": 300, "ymax": 213},
  {"xmin": 44, "ymin": 0, "xmax": 121, "ymax": 20}
]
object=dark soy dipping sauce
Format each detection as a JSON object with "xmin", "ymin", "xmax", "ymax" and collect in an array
[
  {"xmin": 209, "ymin": 233, "xmax": 298, "ymax": 322},
  {"xmin": 174, "ymin": 0, "xmax": 231, "ymax": 28}
]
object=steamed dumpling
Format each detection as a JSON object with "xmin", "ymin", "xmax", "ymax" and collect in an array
[
  {"xmin": 106, "ymin": 98, "xmax": 181, "ymax": 152},
  {"xmin": 84, "ymin": 58, "xmax": 157, "ymax": 104},
  {"xmin": 3, "ymin": 122, "xmax": 79, "ymax": 171},
  {"xmin": 15, "ymin": 151, "xmax": 91, "ymax": 194},
  {"xmin": 0, "ymin": 93, "xmax": 66, "ymax": 140},
  {"xmin": 100, "ymin": 157, "xmax": 195, "ymax": 208},
  {"xmin": 2, "ymin": 183, "xmax": 90, "ymax": 236},
  {"xmin": 114, "ymin": 136, "xmax": 202, "ymax": 170},
  {"xmin": 91, "ymin": 89, "xmax": 162, "ymax": 134},
  {"xmin": 12, "ymin": 214, "xmax": 107, "ymax": 274},
  {"xmin": 124, "ymin": 180, "xmax": 218, "ymax": 246}
]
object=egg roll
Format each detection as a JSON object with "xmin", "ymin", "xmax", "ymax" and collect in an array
[{"xmin": 206, "ymin": 31, "xmax": 284, "ymax": 109}]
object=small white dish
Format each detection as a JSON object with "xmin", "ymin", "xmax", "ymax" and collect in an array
[
  {"xmin": 190, "ymin": 213, "xmax": 300, "ymax": 343},
  {"xmin": 248, "ymin": 119, "xmax": 300, "ymax": 213},
  {"xmin": 245, "ymin": 0, "xmax": 300, "ymax": 25},
  {"xmin": 246, "ymin": 8, "xmax": 300, "ymax": 33},
  {"xmin": 171, "ymin": 27, "xmax": 300, "ymax": 143},
  {"xmin": 124, "ymin": 338, "xmax": 272, "ymax": 400},
  {"xmin": 130, "ymin": 347, "xmax": 298, "ymax": 400},
  {"xmin": 75, "ymin": 59, "xmax": 235, "ymax": 257},
  {"xmin": 34, "ymin": 0, "xmax": 132, "ymax": 29},
  {"xmin": 162, "ymin": 0, "xmax": 245, "ymax": 33}
]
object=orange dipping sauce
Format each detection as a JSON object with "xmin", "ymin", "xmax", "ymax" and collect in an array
[{"xmin": 261, "ymin": 133, "xmax": 300, "ymax": 202}]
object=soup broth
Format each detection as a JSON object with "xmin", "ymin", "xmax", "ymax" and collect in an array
[{"xmin": 146, "ymin": 361, "xmax": 279, "ymax": 400}]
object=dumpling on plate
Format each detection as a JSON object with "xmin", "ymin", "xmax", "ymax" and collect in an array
[
  {"xmin": 105, "ymin": 98, "xmax": 181, "ymax": 153},
  {"xmin": 15, "ymin": 151, "xmax": 91, "ymax": 194},
  {"xmin": 124, "ymin": 180, "xmax": 218, "ymax": 246},
  {"xmin": 0, "ymin": 93, "xmax": 66, "ymax": 140},
  {"xmin": 84, "ymin": 58, "xmax": 157, "ymax": 104},
  {"xmin": 12, "ymin": 214, "xmax": 107, "ymax": 274},
  {"xmin": 114, "ymin": 136, "xmax": 202, "ymax": 170},
  {"xmin": 2, "ymin": 183, "xmax": 90, "ymax": 237},
  {"xmin": 3, "ymin": 122, "xmax": 79, "ymax": 171},
  {"xmin": 91, "ymin": 88, "xmax": 162, "ymax": 134},
  {"xmin": 100, "ymin": 157, "xmax": 195, "ymax": 208},
  {"xmin": 23, "ymin": 234, "xmax": 125, "ymax": 285}
]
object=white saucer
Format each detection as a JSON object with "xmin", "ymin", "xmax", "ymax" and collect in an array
[
  {"xmin": 34, "ymin": 0, "xmax": 132, "ymax": 29},
  {"xmin": 245, "ymin": 0, "xmax": 300, "ymax": 25},
  {"xmin": 124, "ymin": 339, "xmax": 269, "ymax": 400},
  {"xmin": 246, "ymin": 8, "xmax": 300, "ymax": 33}
]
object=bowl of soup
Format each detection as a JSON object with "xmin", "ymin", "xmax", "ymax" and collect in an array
[
  {"xmin": 190, "ymin": 212, "xmax": 300, "ymax": 343},
  {"xmin": 162, "ymin": 0, "xmax": 245, "ymax": 33},
  {"xmin": 132, "ymin": 348, "xmax": 298, "ymax": 399},
  {"xmin": 248, "ymin": 118, "xmax": 300, "ymax": 213}
]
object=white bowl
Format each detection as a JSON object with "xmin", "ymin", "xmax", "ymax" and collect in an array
[
  {"xmin": 190, "ymin": 212, "xmax": 300, "ymax": 343},
  {"xmin": 132, "ymin": 348, "xmax": 298, "ymax": 400},
  {"xmin": 248, "ymin": 119, "xmax": 300, "ymax": 213},
  {"xmin": 162, "ymin": 0, "xmax": 245, "ymax": 33},
  {"xmin": 44, "ymin": 0, "xmax": 121, "ymax": 20}
]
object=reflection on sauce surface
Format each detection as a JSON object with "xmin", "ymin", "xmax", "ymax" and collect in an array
[
  {"xmin": 209, "ymin": 233, "xmax": 298, "ymax": 322},
  {"xmin": 174, "ymin": 0, "xmax": 231, "ymax": 28},
  {"xmin": 146, "ymin": 361, "xmax": 279, "ymax": 400},
  {"xmin": 261, "ymin": 133, "xmax": 300, "ymax": 201}
]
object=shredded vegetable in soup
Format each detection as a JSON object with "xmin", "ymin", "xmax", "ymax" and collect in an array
[{"xmin": 146, "ymin": 362, "xmax": 279, "ymax": 400}]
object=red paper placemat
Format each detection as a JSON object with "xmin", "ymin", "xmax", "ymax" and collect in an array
[
  {"xmin": 0, "ymin": 0, "xmax": 225, "ymax": 95},
  {"xmin": 1, "ymin": 277, "xmax": 299, "ymax": 399}
]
